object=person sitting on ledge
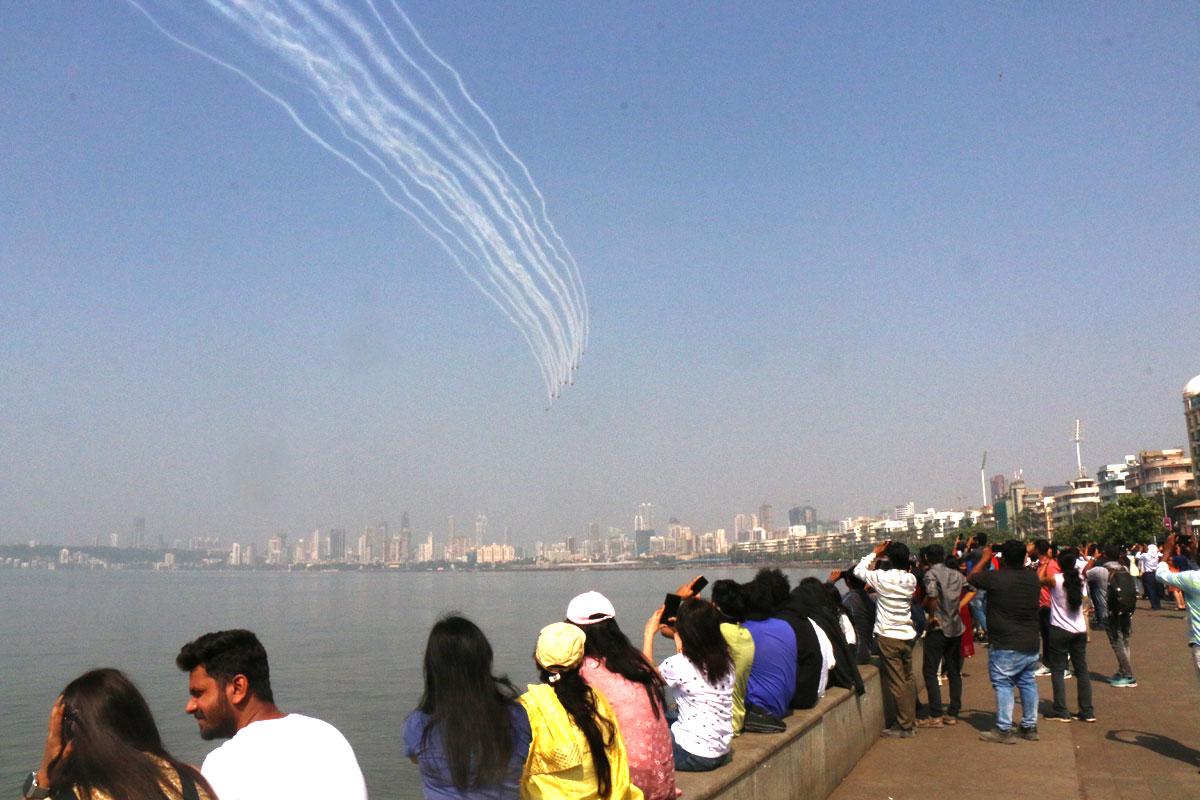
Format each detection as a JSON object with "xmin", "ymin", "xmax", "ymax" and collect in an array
[
  {"xmin": 405, "ymin": 615, "xmax": 531, "ymax": 800},
  {"xmin": 176, "ymin": 629, "xmax": 367, "ymax": 800},
  {"xmin": 520, "ymin": 622, "xmax": 642, "ymax": 800},
  {"xmin": 568, "ymin": 591, "xmax": 677, "ymax": 800},
  {"xmin": 710, "ymin": 580, "xmax": 756, "ymax": 736},
  {"xmin": 643, "ymin": 598, "xmax": 735, "ymax": 772},
  {"xmin": 22, "ymin": 668, "xmax": 215, "ymax": 800}
]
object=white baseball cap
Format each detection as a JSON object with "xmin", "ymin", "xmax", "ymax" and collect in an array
[{"xmin": 566, "ymin": 590, "xmax": 616, "ymax": 625}]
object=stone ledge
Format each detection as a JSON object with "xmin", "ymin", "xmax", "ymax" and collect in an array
[{"xmin": 675, "ymin": 665, "xmax": 883, "ymax": 800}]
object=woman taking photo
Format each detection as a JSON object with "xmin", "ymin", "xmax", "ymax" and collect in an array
[
  {"xmin": 567, "ymin": 591, "xmax": 676, "ymax": 800},
  {"xmin": 1040, "ymin": 549, "xmax": 1096, "ymax": 723},
  {"xmin": 520, "ymin": 622, "xmax": 641, "ymax": 800},
  {"xmin": 24, "ymin": 668, "xmax": 213, "ymax": 800},
  {"xmin": 405, "ymin": 615, "xmax": 531, "ymax": 799},
  {"xmin": 643, "ymin": 598, "xmax": 734, "ymax": 772}
]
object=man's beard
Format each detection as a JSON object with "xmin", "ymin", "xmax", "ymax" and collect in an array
[{"xmin": 197, "ymin": 698, "xmax": 238, "ymax": 740}]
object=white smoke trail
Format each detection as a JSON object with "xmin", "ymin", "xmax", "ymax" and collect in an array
[{"xmin": 123, "ymin": 0, "xmax": 587, "ymax": 401}]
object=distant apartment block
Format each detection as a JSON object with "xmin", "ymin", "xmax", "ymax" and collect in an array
[{"xmin": 1124, "ymin": 449, "xmax": 1195, "ymax": 497}]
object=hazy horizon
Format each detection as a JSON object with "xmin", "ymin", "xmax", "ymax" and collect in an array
[{"xmin": 3, "ymin": 3, "xmax": 1198, "ymax": 548}]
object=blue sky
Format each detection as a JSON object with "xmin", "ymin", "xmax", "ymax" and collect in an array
[{"xmin": 2, "ymin": 2, "xmax": 1198, "ymax": 547}]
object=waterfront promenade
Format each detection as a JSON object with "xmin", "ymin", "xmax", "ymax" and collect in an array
[{"xmin": 829, "ymin": 603, "xmax": 1200, "ymax": 800}]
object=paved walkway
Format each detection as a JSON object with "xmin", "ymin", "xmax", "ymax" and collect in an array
[{"xmin": 829, "ymin": 601, "xmax": 1200, "ymax": 800}]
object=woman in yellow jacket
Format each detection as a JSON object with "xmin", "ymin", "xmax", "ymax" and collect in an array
[{"xmin": 519, "ymin": 622, "xmax": 644, "ymax": 800}]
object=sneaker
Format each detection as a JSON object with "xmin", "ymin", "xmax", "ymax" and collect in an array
[
  {"xmin": 1064, "ymin": 670, "xmax": 1074, "ymax": 680},
  {"xmin": 917, "ymin": 717, "xmax": 945, "ymax": 729},
  {"xmin": 1018, "ymin": 726, "xmax": 1040, "ymax": 741},
  {"xmin": 1075, "ymin": 712, "xmax": 1097, "ymax": 723},
  {"xmin": 979, "ymin": 727, "xmax": 1018, "ymax": 745},
  {"xmin": 881, "ymin": 726, "xmax": 916, "ymax": 738},
  {"xmin": 1044, "ymin": 713, "xmax": 1073, "ymax": 723},
  {"xmin": 1110, "ymin": 676, "xmax": 1138, "ymax": 688},
  {"xmin": 943, "ymin": 716, "xmax": 959, "ymax": 726},
  {"xmin": 1033, "ymin": 665, "xmax": 1051, "ymax": 677},
  {"xmin": 1108, "ymin": 672, "xmax": 1123, "ymax": 683}
]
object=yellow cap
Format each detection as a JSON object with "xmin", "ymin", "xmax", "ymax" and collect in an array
[{"xmin": 534, "ymin": 622, "xmax": 585, "ymax": 672}]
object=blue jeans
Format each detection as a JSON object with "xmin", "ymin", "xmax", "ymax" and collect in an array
[
  {"xmin": 987, "ymin": 648, "xmax": 1039, "ymax": 731},
  {"xmin": 970, "ymin": 590, "xmax": 987, "ymax": 633},
  {"xmin": 671, "ymin": 733, "xmax": 732, "ymax": 772}
]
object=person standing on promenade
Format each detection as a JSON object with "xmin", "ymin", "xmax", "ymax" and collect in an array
[
  {"xmin": 920, "ymin": 544, "xmax": 966, "ymax": 727},
  {"xmin": 968, "ymin": 540, "xmax": 1042, "ymax": 744},
  {"xmin": 1155, "ymin": 534, "xmax": 1200, "ymax": 683},
  {"xmin": 1040, "ymin": 550, "xmax": 1096, "ymax": 723},
  {"xmin": 1031, "ymin": 539, "xmax": 1060, "ymax": 677},
  {"xmin": 177, "ymin": 629, "xmax": 367, "ymax": 800},
  {"xmin": 1099, "ymin": 544, "xmax": 1139, "ymax": 687},
  {"xmin": 854, "ymin": 539, "xmax": 918, "ymax": 738},
  {"xmin": 405, "ymin": 616, "xmax": 531, "ymax": 800},
  {"xmin": 568, "ymin": 591, "xmax": 677, "ymax": 800},
  {"xmin": 710, "ymin": 580, "xmax": 756, "ymax": 736},
  {"xmin": 1136, "ymin": 543, "xmax": 1163, "ymax": 610},
  {"xmin": 963, "ymin": 534, "xmax": 990, "ymax": 641},
  {"xmin": 1085, "ymin": 544, "xmax": 1113, "ymax": 630}
]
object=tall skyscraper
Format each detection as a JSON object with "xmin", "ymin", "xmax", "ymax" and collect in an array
[
  {"xmin": 475, "ymin": 514, "xmax": 488, "ymax": 546},
  {"xmin": 132, "ymin": 517, "xmax": 146, "ymax": 549},
  {"xmin": 635, "ymin": 502, "xmax": 654, "ymax": 533},
  {"xmin": 329, "ymin": 529, "xmax": 347, "ymax": 561},
  {"xmin": 989, "ymin": 474, "xmax": 1009, "ymax": 506},
  {"xmin": 758, "ymin": 504, "xmax": 773, "ymax": 533}
]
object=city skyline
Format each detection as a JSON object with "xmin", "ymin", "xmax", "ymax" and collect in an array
[{"xmin": 3, "ymin": 5, "xmax": 1198, "ymax": 548}]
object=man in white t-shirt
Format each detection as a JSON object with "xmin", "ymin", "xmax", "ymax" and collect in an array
[{"xmin": 177, "ymin": 629, "xmax": 368, "ymax": 800}]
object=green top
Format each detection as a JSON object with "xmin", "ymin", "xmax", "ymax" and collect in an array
[{"xmin": 1156, "ymin": 563, "xmax": 1200, "ymax": 645}]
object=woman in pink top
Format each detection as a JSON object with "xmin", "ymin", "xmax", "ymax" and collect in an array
[{"xmin": 567, "ymin": 591, "xmax": 678, "ymax": 800}]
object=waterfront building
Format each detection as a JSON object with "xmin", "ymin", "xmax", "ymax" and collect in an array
[
  {"xmin": 1124, "ymin": 449, "xmax": 1196, "ymax": 497},
  {"xmin": 758, "ymin": 503, "xmax": 774, "ymax": 532},
  {"xmin": 329, "ymin": 529, "xmax": 346, "ymax": 561},
  {"xmin": 1096, "ymin": 458, "xmax": 1137, "ymax": 504},
  {"xmin": 1051, "ymin": 475, "xmax": 1101, "ymax": 530},
  {"xmin": 1186, "ymin": 374, "xmax": 1200, "ymax": 478}
]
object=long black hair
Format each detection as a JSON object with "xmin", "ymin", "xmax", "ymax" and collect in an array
[
  {"xmin": 538, "ymin": 666, "xmax": 615, "ymax": 798},
  {"xmin": 577, "ymin": 617, "xmax": 666, "ymax": 718},
  {"xmin": 417, "ymin": 615, "xmax": 519, "ymax": 791},
  {"xmin": 1057, "ymin": 551, "xmax": 1084, "ymax": 612},
  {"xmin": 52, "ymin": 668, "xmax": 214, "ymax": 800},
  {"xmin": 674, "ymin": 598, "xmax": 733, "ymax": 685}
]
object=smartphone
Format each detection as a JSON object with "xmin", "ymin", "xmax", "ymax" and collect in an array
[
  {"xmin": 659, "ymin": 593, "xmax": 683, "ymax": 625},
  {"xmin": 689, "ymin": 575, "xmax": 709, "ymax": 595}
]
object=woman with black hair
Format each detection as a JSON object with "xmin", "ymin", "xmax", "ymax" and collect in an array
[
  {"xmin": 405, "ymin": 615, "xmax": 531, "ymax": 799},
  {"xmin": 709, "ymin": 580, "xmax": 755, "ymax": 735},
  {"xmin": 1039, "ymin": 549, "xmax": 1095, "ymax": 723},
  {"xmin": 567, "ymin": 591, "xmax": 676, "ymax": 800},
  {"xmin": 792, "ymin": 577, "xmax": 865, "ymax": 697},
  {"xmin": 520, "ymin": 622, "xmax": 641, "ymax": 800},
  {"xmin": 23, "ymin": 668, "xmax": 214, "ymax": 800},
  {"xmin": 643, "ymin": 598, "xmax": 734, "ymax": 772}
]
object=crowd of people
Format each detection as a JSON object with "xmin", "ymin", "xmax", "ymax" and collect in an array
[{"xmin": 21, "ymin": 531, "xmax": 1200, "ymax": 799}]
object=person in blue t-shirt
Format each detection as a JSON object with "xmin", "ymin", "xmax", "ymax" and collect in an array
[
  {"xmin": 740, "ymin": 569, "xmax": 800, "ymax": 718},
  {"xmin": 405, "ymin": 616, "xmax": 532, "ymax": 799}
]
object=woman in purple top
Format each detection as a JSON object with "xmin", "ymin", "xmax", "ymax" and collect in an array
[{"xmin": 405, "ymin": 616, "xmax": 532, "ymax": 800}]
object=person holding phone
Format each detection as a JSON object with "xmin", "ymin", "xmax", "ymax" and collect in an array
[
  {"xmin": 568, "ymin": 591, "xmax": 677, "ymax": 800},
  {"xmin": 643, "ymin": 598, "xmax": 735, "ymax": 772},
  {"xmin": 23, "ymin": 668, "xmax": 214, "ymax": 800}
]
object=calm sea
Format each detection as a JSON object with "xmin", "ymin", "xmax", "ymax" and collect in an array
[{"xmin": 0, "ymin": 565, "xmax": 823, "ymax": 797}]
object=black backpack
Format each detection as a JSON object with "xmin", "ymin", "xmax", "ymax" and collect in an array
[{"xmin": 1108, "ymin": 568, "xmax": 1138, "ymax": 616}]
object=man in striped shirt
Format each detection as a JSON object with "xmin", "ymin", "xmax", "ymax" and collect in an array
[{"xmin": 855, "ymin": 539, "xmax": 918, "ymax": 737}]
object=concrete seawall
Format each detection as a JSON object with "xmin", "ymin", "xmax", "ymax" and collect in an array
[{"xmin": 675, "ymin": 665, "xmax": 884, "ymax": 800}]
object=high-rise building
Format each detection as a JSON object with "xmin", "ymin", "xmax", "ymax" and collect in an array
[
  {"xmin": 758, "ymin": 504, "xmax": 773, "ymax": 533},
  {"xmin": 635, "ymin": 502, "xmax": 655, "ymax": 533},
  {"xmin": 309, "ymin": 529, "xmax": 323, "ymax": 562},
  {"xmin": 1124, "ymin": 449, "xmax": 1196, "ymax": 497},
  {"xmin": 266, "ymin": 534, "xmax": 287, "ymax": 565},
  {"xmin": 1097, "ymin": 457, "xmax": 1137, "ymax": 504},
  {"xmin": 329, "ymin": 529, "xmax": 346, "ymax": 561},
  {"xmin": 1186, "ymin": 374, "xmax": 1200, "ymax": 479},
  {"xmin": 132, "ymin": 517, "xmax": 146, "ymax": 549},
  {"xmin": 475, "ymin": 514, "xmax": 488, "ymax": 546},
  {"xmin": 989, "ymin": 474, "xmax": 1009, "ymax": 505}
]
